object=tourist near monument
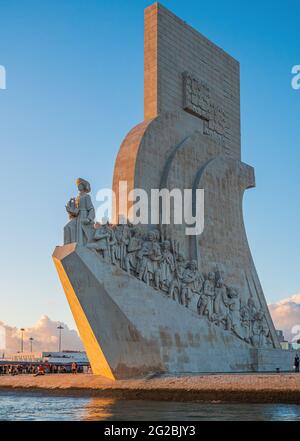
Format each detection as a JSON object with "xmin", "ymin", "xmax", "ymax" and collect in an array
[{"xmin": 53, "ymin": 3, "xmax": 294, "ymax": 380}]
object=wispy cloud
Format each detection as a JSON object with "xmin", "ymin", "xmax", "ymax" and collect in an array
[
  {"xmin": 0, "ymin": 315, "xmax": 83, "ymax": 354},
  {"xmin": 269, "ymin": 293, "xmax": 300, "ymax": 342}
]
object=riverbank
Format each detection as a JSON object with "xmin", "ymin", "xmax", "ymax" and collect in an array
[{"xmin": 1, "ymin": 373, "xmax": 300, "ymax": 403}]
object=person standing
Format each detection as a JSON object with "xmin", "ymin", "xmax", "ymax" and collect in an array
[
  {"xmin": 71, "ymin": 362, "xmax": 78, "ymax": 374},
  {"xmin": 294, "ymin": 354, "xmax": 299, "ymax": 373}
]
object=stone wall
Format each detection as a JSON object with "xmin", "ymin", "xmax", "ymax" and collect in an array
[{"xmin": 144, "ymin": 3, "xmax": 240, "ymax": 158}]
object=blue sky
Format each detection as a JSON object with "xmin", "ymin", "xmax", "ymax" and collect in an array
[{"xmin": 0, "ymin": 0, "xmax": 299, "ymax": 329}]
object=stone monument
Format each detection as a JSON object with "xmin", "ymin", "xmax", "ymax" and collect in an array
[{"xmin": 53, "ymin": 3, "xmax": 293, "ymax": 379}]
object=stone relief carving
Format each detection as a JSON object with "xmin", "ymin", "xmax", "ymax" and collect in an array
[
  {"xmin": 183, "ymin": 71, "xmax": 227, "ymax": 142},
  {"xmin": 63, "ymin": 184, "xmax": 273, "ymax": 348},
  {"xmin": 183, "ymin": 72, "xmax": 210, "ymax": 120},
  {"xmin": 203, "ymin": 103, "xmax": 226, "ymax": 138}
]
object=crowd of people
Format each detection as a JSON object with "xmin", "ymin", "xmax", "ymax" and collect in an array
[{"xmin": 0, "ymin": 361, "xmax": 84, "ymax": 376}]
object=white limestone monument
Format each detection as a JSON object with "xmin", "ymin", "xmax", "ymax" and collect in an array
[{"xmin": 53, "ymin": 3, "xmax": 293, "ymax": 379}]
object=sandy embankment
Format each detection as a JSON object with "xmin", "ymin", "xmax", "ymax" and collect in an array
[{"xmin": 1, "ymin": 373, "xmax": 300, "ymax": 403}]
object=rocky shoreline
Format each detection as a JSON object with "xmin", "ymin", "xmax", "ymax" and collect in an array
[{"xmin": 1, "ymin": 373, "xmax": 300, "ymax": 403}]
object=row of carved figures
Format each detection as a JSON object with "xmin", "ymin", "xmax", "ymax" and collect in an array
[{"xmin": 64, "ymin": 178, "xmax": 273, "ymax": 349}]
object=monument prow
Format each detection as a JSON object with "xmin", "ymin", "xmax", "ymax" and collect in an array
[
  {"xmin": 53, "ymin": 244, "xmax": 291, "ymax": 378},
  {"xmin": 53, "ymin": 3, "xmax": 292, "ymax": 379}
]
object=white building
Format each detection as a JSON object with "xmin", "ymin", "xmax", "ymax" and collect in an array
[
  {"xmin": 6, "ymin": 351, "xmax": 88, "ymax": 365},
  {"xmin": 42, "ymin": 351, "xmax": 88, "ymax": 364}
]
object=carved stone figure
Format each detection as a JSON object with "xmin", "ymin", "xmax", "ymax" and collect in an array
[
  {"xmin": 125, "ymin": 226, "xmax": 143, "ymax": 274},
  {"xmin": 197, "ymin": 272, "xmax": 215, "ymax": 320},
  {"xmin": 159, "ymin": 240, "xmax": 175, "ymax": 292},
  {"xmin": 107, "ymin": 226, "xmax": 117, "ymax": 264},
  {"xmin": 115, "ymin": 224, "xmax": 130, "ymax": 269},
  {"xmin": 227, "ymin": 288, "xmax": 244, "ymax": 340},
  {"xmin": 240, "ymin": 303, "xmax": 251, "ymax": 343},
  {"xmin": 136, "ymin": 230, "xmax": 161, "ymax": 289},
  {"xmin": 169, "ymin": 253, "xmax": 186, "ymax": 303},
  {"xmin": 252, "ymin": 310, "xmax": 271, "ymax": 348},
  {"xmin": 87, "ymin": 222, "xmax": 110, "ymax": 261},
  {"xmin": 213, "ymin": 278, "xmax": 230, "ymax": 329},
  {"xmin": 64, "ymin": 178, "xmax": 95, "ymax": 245},
  {"xmin": 181, "ymin": 260, "xmax": 203, "ymax": 308},
  {"xmin": 247, "ymin": 298, "xmax": 257, "ymax": 337}
]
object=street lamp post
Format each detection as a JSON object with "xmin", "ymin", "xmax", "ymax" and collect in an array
[
  {"xmin": 20, "ymin": 328, "xmax": 25, "ymax": 353},
  {"xmin": 29, "ymin": 337, "xmax": 34, "ymax": 353},
  {"xmin": 57, "ymin": 325, "xmax": 64, "ymax": 353}
]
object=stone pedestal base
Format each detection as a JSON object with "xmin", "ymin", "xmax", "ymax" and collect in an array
[{"xmin": 53, "ymin": 244, "xmax": 293, "ymax": 379}]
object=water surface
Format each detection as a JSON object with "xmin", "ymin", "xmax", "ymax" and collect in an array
[{"xmin": 1, "ymin": 391, "xmax": 300, "ymax": 421}]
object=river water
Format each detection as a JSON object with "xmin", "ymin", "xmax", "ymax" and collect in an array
[{"xmin": 1, "ymin": 391, "xmax": 300, "ymax": 421}]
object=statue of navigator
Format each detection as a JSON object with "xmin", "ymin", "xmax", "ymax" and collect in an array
[{"xmin": 64, "ymin": 178, "xmax": 95, "ymax": 245}]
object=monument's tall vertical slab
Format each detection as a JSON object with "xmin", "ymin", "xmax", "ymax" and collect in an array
[{"xmin": 144, "ymin": 3, "xmax": 240, "ymax": 158}]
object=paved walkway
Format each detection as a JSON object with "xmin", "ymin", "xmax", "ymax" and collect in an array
[{"xmin": 1, "ymin": 373, "xmax": 300, "ymax": 403}]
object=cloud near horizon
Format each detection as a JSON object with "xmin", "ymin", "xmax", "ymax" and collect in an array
[
  {"xmin": 269, "ymin": 293, "xmax": 300, "ymax": 342},
  {"xmin": 0, "ymin": 315, "xmax": 83, "ymax": 354}
]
